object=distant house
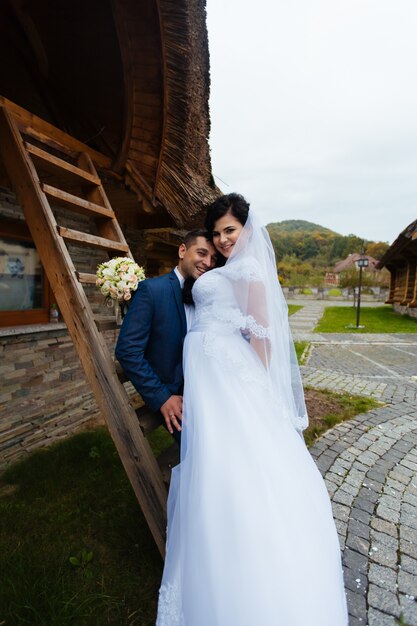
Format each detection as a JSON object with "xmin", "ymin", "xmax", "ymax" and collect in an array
[
  {"xmin": 334, "ymin": 253, "xmax": 378, "ymax": 274},
  {"xmin": 324, "ymin": 272, "xmax": 338, "ymax": 286},
  {"xmin": 333, "ymin": 253, "xmax": 388, "ymax": 286},
  {"xmin": 377, "ymin": 219, "xmax": 417, "ymax": 319}
]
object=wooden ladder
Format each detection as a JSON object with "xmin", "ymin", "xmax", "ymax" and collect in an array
[{"xmin": 0, "ymin": 105, "xmax": 174, "ymax": 557}]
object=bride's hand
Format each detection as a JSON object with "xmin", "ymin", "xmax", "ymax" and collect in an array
[{"xmin": 160, "ymin": 395, "xmax": 183, "ymax": 434}]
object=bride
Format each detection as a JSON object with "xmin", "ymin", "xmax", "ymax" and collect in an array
[{"xmin": 156, "ymin": 194, "xmax": 348, "ymax": 625}]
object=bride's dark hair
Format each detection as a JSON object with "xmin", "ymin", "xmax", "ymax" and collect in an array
[
  {"xmin": 184, "ymin": 194, "xmax": 251, "ymax": 302},
  {"xmin": 204, "ymin": 193, "xmax": 250, "ymax": 266},
  {"xmin": 204, "ymin": 193, "xmax": 250, "ymax": 234}
]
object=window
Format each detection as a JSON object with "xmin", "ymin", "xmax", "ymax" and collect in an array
[{"xmin": 0, "ymin": 220, "xmax": 51, "ymax": 326}]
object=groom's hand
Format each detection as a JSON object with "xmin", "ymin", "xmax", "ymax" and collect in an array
[{"xmin": 160, "ymin": 395, "xmax": 183, "ymax": 434}]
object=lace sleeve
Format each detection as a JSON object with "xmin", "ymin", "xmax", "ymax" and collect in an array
[
  {"xmin": 222, "ymin": 257, "xmax": 270, "ymax": 340},
  {"xmin": 225, "ymin": 257, "xmax": 263, "ymax": 283}
]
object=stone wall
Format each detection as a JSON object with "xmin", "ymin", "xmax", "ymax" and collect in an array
[
  {"xmin": 393, "ymin": 303, "xmax": 417, "ymax": 319},
  {"xmin": 282, "ymin": 285, "xmax": 389, "ymax": 301},
  {"xmin": 0, "ymin": 187, "xmax": 144, "ymax": 470},
  {"xmin": 0, "ymin": 325, "xmax": 103, "ymax": 468}
]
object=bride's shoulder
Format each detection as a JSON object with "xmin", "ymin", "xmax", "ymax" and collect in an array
[{"xmin": 225, "ymin": 256, "xmax": 263, "ymax": 282}]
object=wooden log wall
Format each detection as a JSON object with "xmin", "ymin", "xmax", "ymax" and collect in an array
[
  {"xmin": 400, "ymin": 259, "xmax": 415, "ymax": 305},
  {"xmin": 393, "ymin": 266, "xmax": 407, "ymax": 302},
  {"xmin": 407, "ymin": 259, "xmax": 417, "ymax": 308},
  {"xmin": 386, "ymin": 268, "xmax": 396, "ymax": 304}
]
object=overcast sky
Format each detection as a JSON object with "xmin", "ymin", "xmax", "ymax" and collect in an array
[{"xmin": 206, "ymin": 0, "xmax": 417, "ymax": 244}]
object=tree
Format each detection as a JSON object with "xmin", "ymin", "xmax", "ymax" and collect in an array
[
  {"xmin": 338, "ymin": 268, "xmax": 377, "ymax": 289},
  {"xmin": 365, "ymin": 241, "xmax": 390, "ymax": 260}
]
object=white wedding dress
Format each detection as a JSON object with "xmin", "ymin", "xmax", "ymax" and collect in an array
[{"xmin": 156, "ymin": 222, "xmax": 348, "ymax": 626}]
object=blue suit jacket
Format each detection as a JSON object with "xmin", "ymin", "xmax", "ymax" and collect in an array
[{"xmin": 115, "ymin": 270, "xmax": 187, "ymax": 413}]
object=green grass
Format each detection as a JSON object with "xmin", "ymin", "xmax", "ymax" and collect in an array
[
  {"xmin": 288, "ymin": 304, "xmax": 303, "ymax": 316},
  {"xmin": 315, "ymin": 305, "xmax": 417, "ymax": 333},
  {"xmin": 303, "ymin": 390, "xmax": 381, "ymax": 447},
  {"xmin": 397, "ymin": 614, "xmax": 413, "ymax": 625},
  {"xmin": 289, "ymin": 308, "xmax": 309, "ymax": 362},
  {"xmin": 0, "ymin": 427, "xmax": 168, "ymax": 626},
  {"xmin": 294, "ymin": 341, "xmax": 309, "ymax": 364}
]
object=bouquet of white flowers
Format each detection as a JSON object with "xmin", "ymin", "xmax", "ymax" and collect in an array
[{"xmin": 96, "ymin": 257, "xmax": 146, "ymax": 306}]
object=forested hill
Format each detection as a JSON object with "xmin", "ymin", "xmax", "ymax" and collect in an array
[
  {"xmin": 268, "ymin": 219, "xmax": 336, "ymax": 235},
  {"xmin": 266, "ymin": 219, "xmax": 389, "ymax": 266}
]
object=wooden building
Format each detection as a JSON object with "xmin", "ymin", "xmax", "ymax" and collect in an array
[
  {"xmin": 0, "ymin": 0, "xmax": 218, "ymax": 554},
  {"xmin": 377, "ymin": 219, "xmax": 417, "ymax": 318}
]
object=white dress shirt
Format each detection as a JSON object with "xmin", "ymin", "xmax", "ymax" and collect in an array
[{"xmin": 174, "ymin": 267, "xmax": 195, "ymax": 331}]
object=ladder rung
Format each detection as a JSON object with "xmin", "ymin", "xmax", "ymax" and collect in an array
[
  {"xmin": 115, "ymin": 360, "xmax": 128, "ymax": 382},
  {"xmin": 136, "ymin": 405, "xmax": 162, "ymax": 435},
  {"xmin": 77, "ymin": 271, "xmax": 98, "ymax": 284},
  {"xmin": 59, "ymin": 226, "xmax": 129, "ymax": 252},
  {"xmin": 94, "ymin": 315, "xmax": 118, "ymax": 331},
  {"xmin": 43, "ymin": 184, "xmax": 114, "ymax": 218},
  {"xmin": 26, "ymin": 142, "xmax": 100, "ymax": 185}
]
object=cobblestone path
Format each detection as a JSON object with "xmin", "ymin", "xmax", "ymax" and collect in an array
[
  {"xmin": 303, "ymin": 337, "xmax": 417, "ymax": 405},
  {"xmin": 290, "ymin": 301, "xmax": 417, "ymax": 625}
]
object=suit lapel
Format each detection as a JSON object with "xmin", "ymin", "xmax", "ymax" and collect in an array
[{"xmin": 169, "ymin": 271, "xmax": 187, "ymax": 337}]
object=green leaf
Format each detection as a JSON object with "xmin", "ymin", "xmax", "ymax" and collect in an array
[{"xmin": 83, "ymin": 551, "xmax": 93, "ymax": 563}]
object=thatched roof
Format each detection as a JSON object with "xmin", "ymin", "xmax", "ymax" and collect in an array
[
  {"xmin": 152, "ymin": 0, "xmax": 218, "ymax": 225},
  {"xmin": 377, "ymin": 219, "xmax": 417, "ymax": 269},
  {"xmin": 0, "ymin": 0, "xmax": 218, "ymax": 228}
]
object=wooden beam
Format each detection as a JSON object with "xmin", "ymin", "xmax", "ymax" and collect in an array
[
  {"xmin": 43, "ymin": 184, "xmax": 115, "ymax": 219},
  {"xmin": 0, "ymin": 96, "xmax": 111, "ymax": 168},
  {"xmin": 136, "ymin": 406, "xmax": 162, "ymax": 435},
  {"xmin": 125, "ymin": 160, "xmax": 156, "ymax": 200},
  {"xmin": 400, "ymin": 261, "xmax": 413, "ymax": 304},
  {"xmin": 94, "ymin": 315, "xmax": 118, "ymax": 331},
  {"xmin": 411, "ymin": 260, "xmax": 417, "ymax": 307},
  {"xmin": 110, "ymin": 0, "xmax": 135, "ymax": 174},
  {"xmin": 402, "ymin": 259, "xmax": 417, "ymax": 306},
  {"xmin": 58, "ymin": 227, "xmax": 129, "ymax": 253},
  {"xmin": 386, "ymin": 268, "xmax": 396, "ymax": 304},
  {"xmin": 115, "ymin": 360, "xmax": 128, "ymax": 383},
  {"xmin": 77, "ymin": 272, "xmax": 98, "ymax": 284},
  {"xmin": 26, "ymin": 143, "xmax": 100, "ymax": 185}
]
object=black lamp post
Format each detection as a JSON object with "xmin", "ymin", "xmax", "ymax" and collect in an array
[{"xmin": 356, "ymin": 248, "xmax": 369, "ymax": 328}]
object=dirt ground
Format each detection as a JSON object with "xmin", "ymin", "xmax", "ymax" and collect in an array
[{"xmin": 304, "ymin": 388, "xmax": 344, "ymax": 424}]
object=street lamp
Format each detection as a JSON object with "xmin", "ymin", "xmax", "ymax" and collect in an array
[{"xmin": 356, "ymin": 248, "xmax": 369, "ymax": 328}]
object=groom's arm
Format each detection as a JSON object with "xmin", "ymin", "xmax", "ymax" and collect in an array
[{"xmin": 115, "ymin": 281, "xmax": 172, "ymax": 413}]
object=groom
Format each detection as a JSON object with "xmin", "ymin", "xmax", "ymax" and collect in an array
[{"xmin": 115, "ymin": 230, "xmax": 216, "ymax": 443}]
